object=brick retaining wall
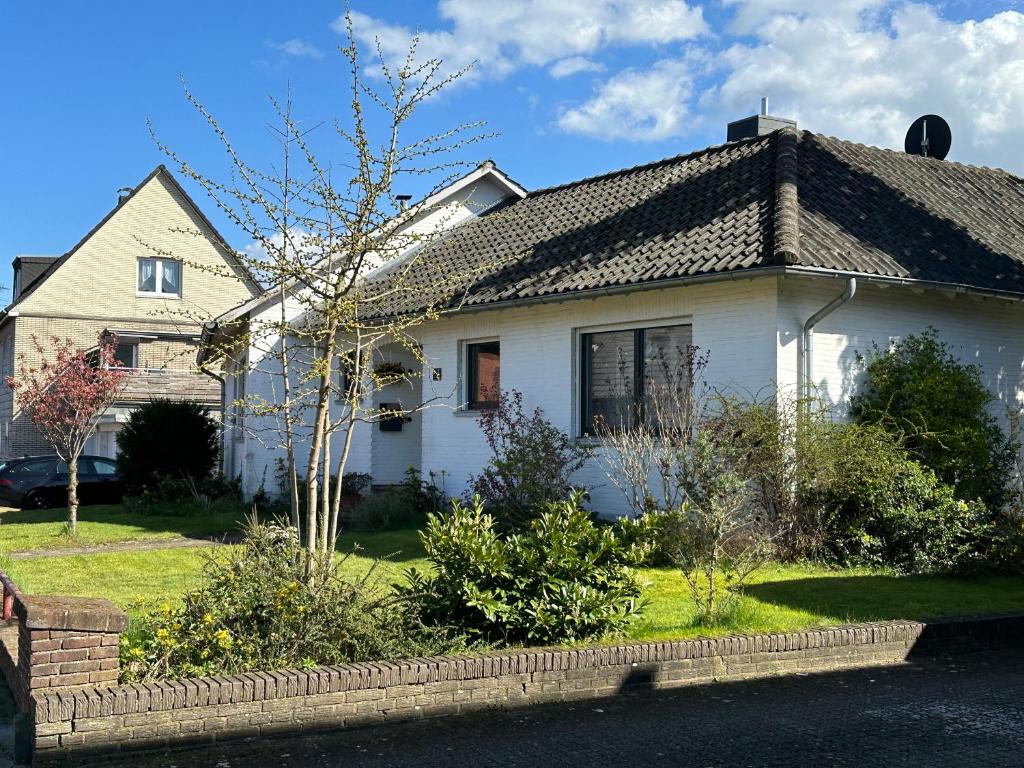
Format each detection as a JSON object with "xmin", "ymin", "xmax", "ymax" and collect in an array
[{"xmin": 27, "ymin": 615, "xmax": 1024, "ymax": 765}]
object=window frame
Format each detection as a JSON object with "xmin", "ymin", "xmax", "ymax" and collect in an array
[
  {"xmin": 463, "ymin": 338, "xmax": 501, "ymax": 411},
  {"xmin": 137, "ymin": 257, "xmax": 182, "ymax": 298},
  {"xmin": 578, "ymin": 320, "xmax": 693, "ymax": 438},
  {"xmin": 112, "ymin": 341, "xmax": 138, "ymax": 369}
]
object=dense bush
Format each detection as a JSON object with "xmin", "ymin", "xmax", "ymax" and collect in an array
[
  {"xmin": 471, "ymin": 390, "xmax": 590, "ymax": 527},
  {"xmin": 121, "ymin": 518, "xmax": 456, "ymax": 681},
  {"xmin": 116, "ymin": 399, "xmax": 219, "ymax": 493},
  {"xmin": 851, "ymin": 329, "xmax": 1014, "ymax": 508},
  {"xmin": 799, "ymin": 422, "xmax": 993, "ymax": 573},
  {"xmin": 399, "ymin": 493, "xmax": 646, "ymax": 645}
]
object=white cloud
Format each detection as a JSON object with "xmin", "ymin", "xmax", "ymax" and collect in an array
[
  {"xmin": 549, "ymin": 56, "xmax": 604, "ymax": 79},
  {"xmin": 557, "ymin": 59, "xmax": 695, "ymax": 141},
  {"xmin": 274, "ymin": 39, "xmax": 324, "ymax": 59},
  {"xmin": 708, "ymin": 4, "xmax": 1024, "ymax": 168},
  {"xmin": 341, "ymin": 1, "xmax": 705, "ymax": 83}
]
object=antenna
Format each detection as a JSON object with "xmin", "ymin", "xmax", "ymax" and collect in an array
[
  {"xmin": 760, "ymin": 96, "xmax": 768, "ymax": 116},
  {"xmin": 904, "ymin": 114, "xmax": 951, "ymax": 160}
]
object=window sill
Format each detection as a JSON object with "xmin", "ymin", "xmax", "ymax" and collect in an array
[
  {"xmin": 453, "ymin": 406, "xmax": 493, "ymax": 417},
  {"xmin": 136, "ymin": 292, "xmax": 182, "ymax": 300}
]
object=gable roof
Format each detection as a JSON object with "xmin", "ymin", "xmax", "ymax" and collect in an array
[
  {"xmin": 3, "ymin": 165, "xmax": 260, "ymax": 317},
  {"xmin": 213, "ymin": 160, "xmax": 527, "ymax": 326},
  {"xmin": 366, "ymin": 128, "xmax": 1024, "ymax": 316}
]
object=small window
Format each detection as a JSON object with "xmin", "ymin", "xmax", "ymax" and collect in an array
[
  {"xmin": 112, "ymin": 342, "xmax": 138, "ymax": 369},
  {"xmin": 466, "ymin": 340, "xmax": 500, "ymax": 410},
  {"xmin": 580, "ymin": 323, "xmax": 693, "ymax": 436},
  {"xmin": 137, "ymin": 258, "xmax": 181, "ymax": 297}
]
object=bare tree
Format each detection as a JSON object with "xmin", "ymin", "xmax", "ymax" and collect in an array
[{"xmin": 154, "ymin": 12, "xmax": 507, "ymax": 562}]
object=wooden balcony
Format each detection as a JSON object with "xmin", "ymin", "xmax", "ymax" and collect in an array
[{"xmin": 117, "ymin": 367, "xmax": 222, "ymax": 408}]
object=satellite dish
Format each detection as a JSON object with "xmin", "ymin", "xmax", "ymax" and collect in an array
[{"xmin": 904, "ymin": 114, "xmax": 951, "ymax": 160}]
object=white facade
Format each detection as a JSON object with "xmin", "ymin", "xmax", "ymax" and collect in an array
[{"xmin": 225, "ymin": 271, "xmax": 1024, "ymax": 518}]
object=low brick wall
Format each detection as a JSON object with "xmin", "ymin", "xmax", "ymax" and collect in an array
[{"xmin": 29, "ymin": 615, "xmax": 1024, "ymax": 764}]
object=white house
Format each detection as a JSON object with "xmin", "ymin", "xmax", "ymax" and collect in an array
[{"xmin": 199, "ymin": 113, "xmax": 1024, "ymax": 517}]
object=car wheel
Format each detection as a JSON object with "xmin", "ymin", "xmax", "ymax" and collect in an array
[{"xmin": 22, "ymin": 491, "xmax": 50, "ymax": 510}]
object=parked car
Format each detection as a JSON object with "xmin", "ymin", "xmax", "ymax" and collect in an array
[{"xmin": 0, "ymin": 455, "xmax": 123, "ymax": 509}]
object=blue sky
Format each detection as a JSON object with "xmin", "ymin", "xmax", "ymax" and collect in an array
[{"xmin": 3, "ymin": 1, "xmax": 1023, "ymax": 302}]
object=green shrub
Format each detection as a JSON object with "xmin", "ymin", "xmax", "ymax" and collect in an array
[
  {"xmin": 122, "ymin": 474, "xmax": 242, "ymax": 517},
  {"xmin": 121, "ymin": 518, "xmax": 456, "ymax": 681},
  {"xmin": 399, "ymin": 492, "xmax": 646, "ymax": 645},
  {"xmin": 116, "ymin": 399, "xmax": 219, "ymax": 493},
  {"xmin": 472, "ymin": 390, "xmax": 591, "ymax": 527},
  {"xmin": 349, "ymin": 468, "xmax": 444, "ymax": 531},
  {"xmin": 803, "ymin": 423, "xmax": 994, "ymax": 573},
  {"xmin": 851, "ymin": 328, "xmax": 1014, "ymax": 508}
]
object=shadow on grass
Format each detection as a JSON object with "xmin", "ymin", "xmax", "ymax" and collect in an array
[
  {"xmin": 0, "ymin": 502, "xmax": 253, "ymax": 548},
  {"xmin": 745, "ymin": 573, "xmax": 1024, "ymax": 625}
]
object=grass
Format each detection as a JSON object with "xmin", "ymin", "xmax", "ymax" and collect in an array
[
  {"xmin": 3, "ymin": 527, "xmax": 430, "ymax": 618},
  {"xmin": 5, "ymin": 517, "xmax": 1024, "ymax": 641},
  {"xmin": 0, "ymin": 501, "xmax": 250, "ymax": 553}
]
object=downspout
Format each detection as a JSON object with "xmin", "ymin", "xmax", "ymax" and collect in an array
[{"xmin": 799, "ymin": 278, "xmax": 856, "ymax": 400}]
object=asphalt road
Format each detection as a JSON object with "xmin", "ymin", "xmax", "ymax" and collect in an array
[{"xmin": 67, "ymin": 648, "xmax": 1024, "ymax": 768}]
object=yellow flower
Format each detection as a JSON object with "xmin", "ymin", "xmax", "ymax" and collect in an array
[
  {"xmin": 202, "ymin": 613, "xmax": 214, "ymax": 625},
  {"xmin": 214, "ymin": 629, "xmax": 234, "ymax": 650},
  {"xmin": 160, "ymin": 603, "xmax": 172, "ymax": 615}
]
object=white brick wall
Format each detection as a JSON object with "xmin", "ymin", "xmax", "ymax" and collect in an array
[
  {"xmin": 233, "ymin": 273, "xmax": 1024, "ymax": 518},
  {"xmin": 776, "ymin": 278, "xmax": 1024, "ymax": 421}
]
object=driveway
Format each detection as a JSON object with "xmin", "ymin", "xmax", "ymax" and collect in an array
[{"xmin": 57, "ymin": 647, "xmax": 1024, "ymax": 768}]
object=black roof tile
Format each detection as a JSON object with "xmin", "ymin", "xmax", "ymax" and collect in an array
[{"xmin": 366, "ymin": 128, "xmax": 1024, "ymax": 315}]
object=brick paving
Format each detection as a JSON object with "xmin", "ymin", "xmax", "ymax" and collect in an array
[{"xmin": 56, "ymin": 648, "xmax": 1024, "ymax": 768}]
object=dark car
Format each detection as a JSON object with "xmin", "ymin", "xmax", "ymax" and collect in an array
[{"xmin": 0, "ymin": 455, "xmax": 123, "ymax": 509}]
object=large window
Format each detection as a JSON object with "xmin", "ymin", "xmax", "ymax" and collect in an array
[
  {"xmin": 580, "ymin": 323, "xmax": 693, "ymax": 436},
  {"xmin": 466, "ymin": 340, "xmax": 500, "ymax": 410},
  {"xmin": 137, "ymin": 258, "xmax": 181, "ymax": 297}
]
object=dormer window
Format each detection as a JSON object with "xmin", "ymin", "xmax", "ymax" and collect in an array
[{"xmin": 138, "ymin": 257, "xmax": 181, "ymax": 297}]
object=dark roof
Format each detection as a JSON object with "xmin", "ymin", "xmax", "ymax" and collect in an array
[
  {"xmin": 367, "ymin": 129, "xmax": 1024, "ymax": 315},
  {"xmin": 12, "ymin": 256, "xmax": 59, "ymax": 299},
  {"xmin": 3, "ymin": 165, "xmax": 260, "ymax": 317}
]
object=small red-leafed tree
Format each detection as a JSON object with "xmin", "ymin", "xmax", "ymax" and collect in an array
[{"xmin": 5, "ymin": 336, "xmax": 128, "ymax": 534}]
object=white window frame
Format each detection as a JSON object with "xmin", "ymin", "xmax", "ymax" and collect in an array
[{"xmin": 137, "ymin": 257, "xmax": 182, "ymax": 298}]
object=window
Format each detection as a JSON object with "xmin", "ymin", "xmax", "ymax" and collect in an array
[
  {"xmin": 112, "ymin": 342, "xmax": 138, "ymax": 369},
  {"xmin": 466, "ymin": 340, "xmax": 500, "ymax": 409},
  {"xmin": 137, "ymin": 258, "xmax": 181, "ymax": 297},
  {"xmin": 10, "ymin": 458, "xmax": 56, "ymax": 476},
  {"xmin": 92, "ymin": 458, "xmax": 118, "ymax": 475},
  {"xmin": 580, "ymin": 323, "xmax": 693, "ymax": 436}
]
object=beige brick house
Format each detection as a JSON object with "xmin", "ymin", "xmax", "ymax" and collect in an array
[{"xmin": 0, "ymin": 166, "xmax": 260, "ymax": 458}]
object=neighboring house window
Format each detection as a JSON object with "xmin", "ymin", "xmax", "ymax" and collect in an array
[
  {"xmin": 466, "ymin": 340, "xmax": 500, "ymax": 409},
  {"xmin": 0, "ymin": 337, "xmax": 10, "ymax": 378},
  {"xmin": 580, "ymin": 323, "xmax": 693, "ymax": 436},
  {"xmin": 112, "ymin": 342, "xmax": 138, "ymax": 369},
  {"xmin": 137, "ymin": 258, "xmax": 182, "ymax": 297}
]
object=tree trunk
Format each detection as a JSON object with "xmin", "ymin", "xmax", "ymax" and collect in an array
[
  {"xmin": 67, "ymin": 459, "xmax": 79, "ymax": 535},
  {"xmin": 303, "ymin": 322, "xmax": 339, "ymax": 558}
]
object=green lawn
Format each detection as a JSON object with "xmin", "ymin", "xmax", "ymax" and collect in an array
[
  {"xmin": 0, "ymin": 501, "xmax": 250, "ymax": 553},
  {"xmin": 5, "ymin": 519, "xmax": 1024, "ymax": 640},
  {"xmin": 3, "ymin": 528, "xmax": 429, "ymax": 617}
]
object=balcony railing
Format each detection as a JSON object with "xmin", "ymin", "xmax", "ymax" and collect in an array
[{"xmin": 117, "ymin": 367, "xmax": 222, "ymax": 407}]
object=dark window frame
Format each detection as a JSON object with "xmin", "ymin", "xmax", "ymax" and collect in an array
[
  {"xmin": 466, "ymin": 340, "xmax": 500, "ymax": 410},
  {"xmin": 579, "ymin": 323, "xmax": 693, "ymax": 437}
]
